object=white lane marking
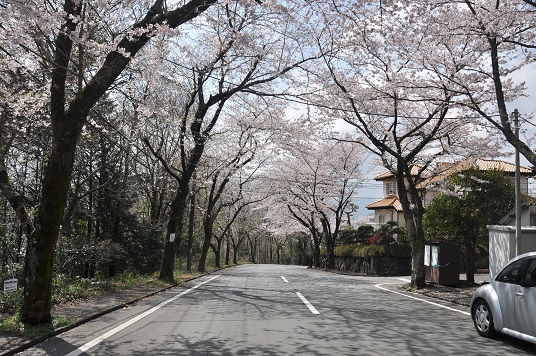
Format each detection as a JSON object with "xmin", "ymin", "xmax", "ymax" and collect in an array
[
  {"xmin": 396, "ymin": 277, "xmax": 411, "ymax": 283},
  {"xmin": 295, "ymin": 292, "xmax": 320, "ymax": 315},
  {"xmin": 375, "ymin": 283, "xmax": 470, "ymax": 316},
  {"xmin": 281, "ymin": 276, "xmax": 289, "ymax": 283},
  {"xmin": 66, "ymin": 275, "xmax": 221, "ymax": 356}
]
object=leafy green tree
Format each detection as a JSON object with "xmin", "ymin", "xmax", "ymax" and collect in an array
[
  {"xmin": 338, "ymin": 227, "xmax": 359, "ymax": 245},
  {"xmin": 423, "ymin": 168, "xmax": 515, "ymax": 283},
  {"xmin": 356, "ymin": 225, "xmax": 374, "ymax": 244}
]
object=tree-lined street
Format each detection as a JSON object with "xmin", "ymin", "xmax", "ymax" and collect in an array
[
  {"xmin": 17, "ymin": 265, "xmax": 535, "ymax": 355},
  {"xmin": 1, "ymin": 0, "xmax": 535, "ymax": 346}
]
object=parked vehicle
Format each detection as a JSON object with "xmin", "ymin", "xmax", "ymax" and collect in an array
[{"xmin": 471, "ymin": 251, "xmax": 536, "ymax": 344}]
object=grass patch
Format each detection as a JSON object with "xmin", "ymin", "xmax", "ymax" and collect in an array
[
  {"xmin": 0, "ymin": 312, "xmax": 23, "ymax": 335},
  {"xmin": 0, "ymin": 313, "xmax": 72, "ymax": 338}
]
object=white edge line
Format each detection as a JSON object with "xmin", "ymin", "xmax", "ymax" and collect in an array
[
  {"xmin": 66, "ymin": 275, "xmax": 221, "ymax": 356},
  {"xmin": 375, "ymin": 283, "xmax": 470, "ymax": 316},
  {"xmin": 396, "ymin": 277, "xmax": 411, "ymax": 283},
  {"xmin": 295, "ymin": 292, "xmax": 320, "ymax": 315},
  {"xmin": 281, "ymin": 276, "xmax": 289, "ymax": 283}
]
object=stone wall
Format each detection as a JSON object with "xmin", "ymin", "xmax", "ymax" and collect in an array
[{"xmin": 321, "ymin": 256, "xmax": 411, "ymax": 276}]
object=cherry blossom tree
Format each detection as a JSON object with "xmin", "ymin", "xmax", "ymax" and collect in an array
[
  {"xmin": 0, "ymin": 0, "xmax": 231, "ymax": 325},
  {"xmin": 265, "ymin": 138, "xmax": 365, "ymax": 269},
  {"xmin": 196, "ymin": 126, "xmax": 258, "ymax": 271},
  {"xmin": 140, "ymin": 1, "xmax": 318, "ymax": 280},
  {"xmin": 309, "ymin": 0, "xmax": 505, "ymax": 287},
  {"xmin": 434, "ymin": 0, "xmax": 536, "ymax": 164}
]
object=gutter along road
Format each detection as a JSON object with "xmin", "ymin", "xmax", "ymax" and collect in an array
[{"xmin": 17, "ymin": 265, "xmax": 535, "ymax": 355}]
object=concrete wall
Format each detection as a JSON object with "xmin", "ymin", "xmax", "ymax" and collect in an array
[{"xmin": 487, "ymin": 225, "xmax": 536, "ymax": 278}]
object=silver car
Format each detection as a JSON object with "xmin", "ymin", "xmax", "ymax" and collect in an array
[{"xmin": 470, "ymin": 251, "xmax": 536, "ymax": 344}]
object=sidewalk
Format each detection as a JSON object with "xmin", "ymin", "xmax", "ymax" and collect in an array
[
  {"xmin": 393, "ymin": 273, "xmax": 490, "ymax": 308},
  {"xmin": 1, "ymin": 273, "xmax": 207, "ymax": 356}
]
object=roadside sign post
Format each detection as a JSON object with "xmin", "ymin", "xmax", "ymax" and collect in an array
[{"xmin": 3, "ymin": 279, "xmax": 18, "ymax": 295}]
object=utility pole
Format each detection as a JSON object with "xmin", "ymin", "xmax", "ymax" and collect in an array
[{"xmin": 512, "ymin": 109, "xmax": 521, "ymax": 256}]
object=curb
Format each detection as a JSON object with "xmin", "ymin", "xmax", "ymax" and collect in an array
[{"xmin": 1, "ymin": 269, "xmax": 225, "ymax": 356}]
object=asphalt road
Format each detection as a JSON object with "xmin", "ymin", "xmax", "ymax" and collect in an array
[{"xmin": 18, "ymin": 265, "xmax": 535, "ymax": 355}]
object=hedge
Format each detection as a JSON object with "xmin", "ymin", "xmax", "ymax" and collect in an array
[{"xmin": 330, "ymin": 243, "xmax": 412, "ymax": 258}]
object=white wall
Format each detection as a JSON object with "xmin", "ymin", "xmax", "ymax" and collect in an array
[{"xmin": 487, "ymin": 225, "xmax": 536, "ymax": 278}]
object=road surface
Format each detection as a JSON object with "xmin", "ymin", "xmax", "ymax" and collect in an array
[{"xmin": 18, "ymin": 264, "xmax": 535, "ymax": 355}]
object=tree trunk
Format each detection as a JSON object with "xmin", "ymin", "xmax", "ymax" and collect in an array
[
  {"xmin": 395, "ymin": 160, "xmax": 426, "ymax": 289},
  {"xmin": 159, "ymin": 189, "xmax": 188, "ymax": 282},
  {"xmin": 212, "ymin": 241, "xmax": 221, "ymax": 268},
  {"xmin": 197, "ymin": 216, "xmax": 213, "ymax": 272},
  {"xmin": 313, "ymin": 243, "xmax": 321, "ymax": 268},
  {"xmin": 22, "ymin": 116, "xmax": 83, "ymax": 324},
  {"xmin": 322, "ymin": 220, "xmax": 336, "ymax": 270},
  {"xmin": 248, "ymin": 237, "xmax": 256, "ymax": 264},
  {"xmin": 233, "ymin": 244, "xmax": 239, "ymax": 265},
  {"xmin": 225, "ymin": 240, "xmax": 230, "ymax": 265},
  {"xmin": 269, "ymin": 236, "xmax": 273, "ymax": 263},
  {"xmin": 187, "ymin": 180, "xmax": 196, "ymax": 273}
]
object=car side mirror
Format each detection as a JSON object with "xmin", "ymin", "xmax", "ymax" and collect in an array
[{"xmin": 519, "ymin": 279, "xmax": 536, "ymax": 288}]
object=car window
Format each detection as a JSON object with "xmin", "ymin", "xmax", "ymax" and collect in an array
[
  {"xmin": 520, "ymin": 258, "xmax": 536, "ymax": 282},
  {"xmin": 496, "ymin": 258, "xmax": 526, "ymax": 284}
]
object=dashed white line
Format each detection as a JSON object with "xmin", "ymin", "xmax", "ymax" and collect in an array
[
  {"xmin": 65, "ymin": 275, "xmax": 221, "ymax": 356},
  {"xmin": 375, "ymin": 283, "xmax": 470, "ymax": 316},
  {"xmin": 295, "ymin": 292, "xmax": 320, "ymax": 314},
  {"xmin": 281, "ymin": 276, "xmax": 289, "ymax": 283}
]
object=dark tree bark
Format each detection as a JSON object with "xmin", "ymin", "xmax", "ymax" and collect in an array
[
  {"xmin": 248, "ymin": 234, "xmax": 257, "ymax": 264},
  {"xmin": 187, "ymin": 177, "xmax": 196, "ymax": 273},
  {"xmin": 225, "ymin": 240, "xmax": 230, "ymax": 265}
]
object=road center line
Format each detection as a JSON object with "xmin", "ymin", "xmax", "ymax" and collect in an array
[
  {"xmin": 66, "ymin": 275, "xmax": 221, "ymax": 356},
  {"xmin": 295, "ymin": 292, "xmax": 320, "ymax": 314},
  {"xmin": 281, "ymin": 276, "xmax": 289, "ymax": 283},
  {"xmin": 375, "ymin": 283, "xmax": 470, "ymax": 316}
]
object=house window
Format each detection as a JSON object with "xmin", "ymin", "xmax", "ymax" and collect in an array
[
  {"xmin": 385, "ymin": 181, "xmax": 397, "ymax": 196},
  {"xmin": 378, "ymin": 214, "xmax": 386, "ymax": 224}
]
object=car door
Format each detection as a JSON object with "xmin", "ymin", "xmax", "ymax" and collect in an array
[
  {"xmin": 494, "ymin": 258, "xmax": 527, "ymax": 329},
  {"xmin": 515, "ymin": 257, "xmax": 536, "ymax": 337}
]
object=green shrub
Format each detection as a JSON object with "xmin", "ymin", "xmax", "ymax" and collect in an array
[
  {"xmin": 334, "ymin": 243, "xmax": 412, "ymax": 258},
  {"xmin": 355, "ymin": 245, "xmax": 388, "ymax": 257},
  {"xmin": 52, "ymin": 274, "xmax": 102, "ymax": 304},
  {"xmin": 0, "ymin": 289, "xmax": 23, "ymax": 314},
  {"xmin": 333, "ymin": 245, "xmax": 359, "ymax": 257}
]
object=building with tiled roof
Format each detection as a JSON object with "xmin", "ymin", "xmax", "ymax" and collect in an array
[
  {"xmin": 366, "ymin": 158, "xmax": 535, "ymax": 229},
  {"xmin": 365, "ymin": 165, "xmax": 424, "ymax": 228},
  {"xmin": 419, "ymin": 158, "xmax": 534, "ymax": 206}
]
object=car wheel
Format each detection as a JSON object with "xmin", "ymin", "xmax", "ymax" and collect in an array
[{"xmin": 473, "ymin": 299, "xmax": 497, "ymax": 338}]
